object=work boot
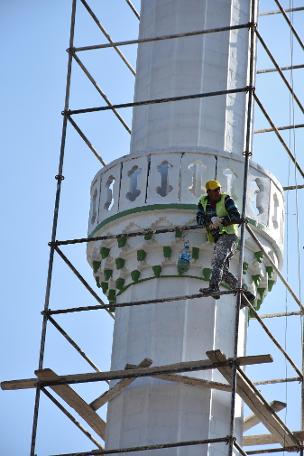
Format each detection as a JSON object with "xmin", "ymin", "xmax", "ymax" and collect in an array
[
  {"xmin": 199, "ymin": 286, "xmax": 220, "ymax": 300},
  {"xmin": 241, "ymin": 290, "xmax": 255, "ymax": 309}
]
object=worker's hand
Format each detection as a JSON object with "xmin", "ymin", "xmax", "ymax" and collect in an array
[
  {"xmin": 210, "ymin": 216, "xmax": 223, "ymax": 229},
  {"xmin": 196, "ymin": 211, "xmax": 204, "ymax": 226}
]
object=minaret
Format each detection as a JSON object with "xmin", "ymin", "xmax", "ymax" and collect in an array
[{"xmin": 87, "ymin": 1, "xmax": 284, "ymax": 454}]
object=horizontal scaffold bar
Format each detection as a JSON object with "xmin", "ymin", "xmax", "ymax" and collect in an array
[
  {"xmin": 1, "ymin": 352, "xmax": 273, "ymax": 390},
  {"xmin": 254, "ymin": 122, "xmax": 304, "ymax": 134},
  {"xmin": 259, "ymin": 6, "xmax": 304, "ymax": 16},
  {"xmin": 257, "ymin": 63, "xmax": 304, "ymax": 74},
  {"xmin": 49, "ymin": 436, "xmax": 229, "ymax": 456},
  {"xmin": 46, "ymin": 290, "xmax": 237, "ymax": 315},
  {"xmin": 72, "ymin": 22, "xmax": 252, "ymax": 52},
  {"xmin": 65, "ymin": 87, "xmax": 250, "ymax": 116},
  {"xmin": 52, "ymin": 224, "xmax": 202, "ymax": 246}
]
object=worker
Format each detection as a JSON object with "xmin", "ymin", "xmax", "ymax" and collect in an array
[{"xmin": 196, "ymin": 179, "xmax": 255, "ymax": 306}]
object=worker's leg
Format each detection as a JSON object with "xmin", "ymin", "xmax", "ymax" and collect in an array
[
  {"xmin": 209, "ymin": 234, "xmax": 238, "ymax": 290},
  {"xmin": 222, "ymin": 245, "xmax": 238, "ymax": 289}
]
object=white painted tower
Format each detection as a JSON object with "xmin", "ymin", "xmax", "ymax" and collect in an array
[{"xmin": 87, "ymin": 1, "xmax": 284, "ymax": 455}]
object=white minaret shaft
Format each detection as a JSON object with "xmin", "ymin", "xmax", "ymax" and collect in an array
[
  {"xmin": 131, "ymin": 1, "xmax": 250, "ymax": 156},
  {"xmin": 87, "ymin": 1, "xmax": 285, "ymax": 456}
]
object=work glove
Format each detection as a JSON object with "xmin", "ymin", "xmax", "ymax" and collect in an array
[
  {"xmin": 196, "ymin": 211, "xmax": 204, "ymax": 226},
  {"xmin": 210, "ymin": 216, "xmax": 223, "ymax": 229}
]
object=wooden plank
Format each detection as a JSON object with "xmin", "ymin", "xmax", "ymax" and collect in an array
[
  {"xmin": 90, "ymin": 358, "xmax": 152, "ymax": 411},
  {"xmin": 36, "ymin": 369, "xmax": 106, "ymax": 440},
  {"xmin": 206, "ymin": 350, "xmax": 299, "ymax": 448},
  {"xmin": 156, "ymin": 374, "xmax": 231, "ymax": 392},
  {"xmin": 244, "ymin": 401, "xmax": 286, "ymax": 431},
  {"xmin": 244, "ymin": 431, "xmax": 304, "ymax": 446},
  {"xmin": 1, "ymin": 353, "xmax": 273, "ymax": 391}
]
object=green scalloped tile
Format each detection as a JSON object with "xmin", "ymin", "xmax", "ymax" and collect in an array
[
  {"xmin": 115, "ymin": 258, "xmax": 125, "ymax": 269},
  {"xmin": 137, "ymin": 249, "xmax": 147, "ymax": 261},
  {"xmin": 100, "ymin": 247, "xmax": 110, "ymax": 259},
  {"xmin": 192, "ymin": 247, "xmax": 199, "ymax": 260},
  {"xmin": 163, "ymin": 246, "xmax": 172, "ymax": 258},
  {"xmin": 108, "ymin": 289, "xmax": 116, "ymax": 303},
  {"xmin": 104, "ymin": 269, "xmax": 113, "ymax": 281},
  {"xmin": 152, "ymin": 265, "xmax": 162, "ymax": 277},
  {"xmin": 268, "ymin": 279, "xmax": 275, "ymax": 292},
  {"xmin": 144, "ymin": 231, "xmax": 153, "ymax": 240},
  {"xmin": 116, "ymin": 278, "xmax": 125, "ymax": 291},
  {"xmin": 93, "ymin": 261, "xmax": 101, "ymax": 273},
  {"xmin": 257, "ymin": 287, "xmax": 266, "ymax": 300},
  {"xmin": 131, "ymin": 270, "xmax": 141, "ymax": 282},
  {"xmin": 266, "ymin": 266, "xmax": 274, "ymax": 278},
  {"xmin": 243, "ymin": 262, "xmax": 249, "ymax": 275},
  {"xmin": 252, "ymin": 274, "xmax": 261, "ymax": 286},
  {"xmin": 117, "ymin": 235, "xmax": 127, "ymax": 248},
  {"xmin": 175, "ymin": 228, "xmax": 183, "ymax": 238},
  {"xmin": 95, "ymin": 276, "xmax": 101, "ymax": 288},
  {"xmin": 101, "ymin": 282, "xmax": 108, "ymax": 293},
  {"xmin": 255, "ymin": 299, "xmax": 262, "ymax": 311},
  {"xmin": 202, "ymin": 268, "xmax": 212, "ymax": 281},
  {"xmin": 254, "ymin": 251, "xmax": 264, "ymax": 263}
]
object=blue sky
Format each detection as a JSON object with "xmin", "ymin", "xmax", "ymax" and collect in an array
[{"xmin": 1, "ymin": 1, "xmax": 304, "ymax": 454}]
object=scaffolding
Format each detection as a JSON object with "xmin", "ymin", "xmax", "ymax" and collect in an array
[{"xmin": 2, "ymin": 0, "xmax": 304, "ymax": 455}]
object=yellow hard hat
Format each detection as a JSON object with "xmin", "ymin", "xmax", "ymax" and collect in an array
[{"xmin": 206, "ymin": 180, "xmax": 221, "ymax": 191}]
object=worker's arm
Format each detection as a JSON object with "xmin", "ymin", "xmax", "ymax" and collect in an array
[
  {"xmin": 196, "ymin": 202, "xmax": 207, "ymax": 226},
  {"xmin": 222, "ymin": 196, "xmax": 244, "ymax": 226}
]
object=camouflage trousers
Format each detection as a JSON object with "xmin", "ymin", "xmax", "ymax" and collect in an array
[{"xmin": 209, "ymin": 234, "xmax": 238, "ymax": 290}]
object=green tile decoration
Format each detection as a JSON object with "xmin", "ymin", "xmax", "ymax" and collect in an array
[
  {"xmin": 152, "ymin": 265, "xmax": 162, "ymax": 277},
  {"xmin": 93, "ymin": 261, "xmax": 101, "ymax": 273},
  {"xmin": 266, "ymin": 266, "xmax": 274, "ymax": 278},
  {"xmin": 175, "ymin": 228, "xmax": 183, "ymax": 238},
  {"xmin": 137, "ymin": 250, "xmax": 147, "ymax": 261},
  {"xmin": 101, "ymin": 282, "xmax": 108, "ymax": 293},
  {"xmin": 163, "ymin": 246, "xmax": 172, "ymax": 258},
  {"xmin": 116, "ymin": 278, "xmax": 125, "ymax": 291},
  {"xmin": 268, "ymin": 279, "xmax": 275, "ymax": 292},
  {"xmin": 131, "ymin": 270, "xmax": 141, "ymax": 282},
  {"xmin": 252, "ymin": 274, "xmax": 261, "ymax": 286},
  {"xmin": 108, "ymin": 289, "xmax": 116, "ymax": 302},
  {"xmin": 257, "ymin": 287, "xmax": 266, "ymax": 300},
  {"xmin": 100, "ymin": 247, "xmax": 110, "ymax": 259},
  {"xmin": 104, "ymin": 269, "xmax": 113, "ymax": 281},
  {"xmin": 192, "ymin": 247, "xmax": 199, "ymax": 260},
  {"xmin": 117, "ymin": 235, "xmax": 127, "ymax": 248},
  {"xmin": 243, "ymin": 262, "xmax": 249, "ymax": 275},
  {"xmin": 115, "ymin": 258, "xmax": 125, "ymax": 269},
  {"xmin": 202, "ymin": 268, "xmax": 212, "ymax": 281},
  {"xmin": 254, "ymin": 251, "xmax": 263, "ymax": 263}
]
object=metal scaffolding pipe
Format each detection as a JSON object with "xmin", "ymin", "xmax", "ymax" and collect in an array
[
  {"xmin": 259, "ymin": 6, "xmax": 304, "ymax": 17},
  {"xmin": 66, "ymin": 87, "xmax": 250, "ymax": 116},
  {"xmin": 273, "ymin": 0, "xmax": 304, "ymax": 51},
  {"xmin": 80, "ymin": 0, "xmax": 136, "ymax": 75},
  {"xmin": 73, "ymin": 22, "xmax": 252, "ymax": 52},
  {"xmin": 254, "ymin": 122, "xmax": 304, "ymax": 134},
  {"xmin": 41, "ymin": 387, "xmax": 104, "ymax": 451},
  {"xmin": 124, "ymin": 0, "xmax": 140, "ymax": 20},
  {"xmin": 254, "ymin": 94, "xmax": 304, "ymax": 178},
  {"xmin": 246, "ymin": 224, "xmax": 304, "ymax": 310},
  {"xmin": 256, "ymin": 30, "xmax": 304, "ymax": 114},
  {"xmin": 29, "ymin": 2, "xmax": 77, "ymax": 455},
  {"xmin": 49, "ymin": 437, "xmax": 229, "ymax": 456},
  {"xmin": 71, "ymin": 52, "xmax": 131, "ymax": 133},
  {"xmin": 257, "ymin": 63, "xmax": 304, "ymax": 74}
]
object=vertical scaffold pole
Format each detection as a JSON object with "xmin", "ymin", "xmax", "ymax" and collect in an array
[
  {"xmin": 228, "ymin": 0, "xmax": 257, "ymax": 455},
  {"xmin": 29, "ymin": 1, "xmax": 77, "ymax": 454}
]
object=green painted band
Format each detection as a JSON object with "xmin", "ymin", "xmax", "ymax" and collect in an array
[{"xmin": 89, "ymin": 204, "xmax": 269, "ymax": 238}]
